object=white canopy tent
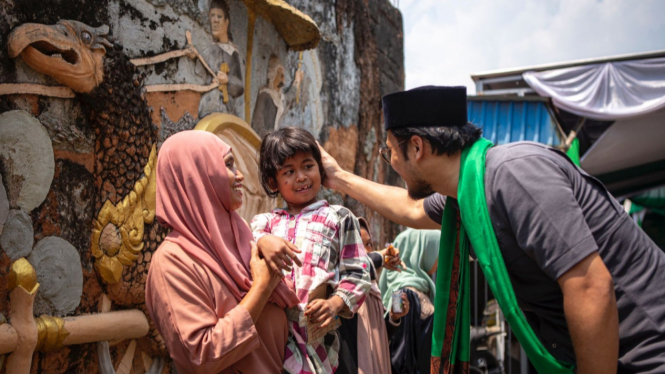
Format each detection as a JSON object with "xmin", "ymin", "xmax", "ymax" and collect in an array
[
  {"xmin": 521, "ymin": 54, "xmax": 665, "ymax": 195},
  {"xmin": 523, "ymin": 57, "xmax": 665, "ymax": 121}
]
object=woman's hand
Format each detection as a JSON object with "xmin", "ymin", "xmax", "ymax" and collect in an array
[
  {"xmin": 305, "ymin": 296, "xmax": 346, "ymax": 329},
  {"xmin": 256, "ymin": 235, "xmax": 302, "ymax": 274},
  {"xmin": 390, "ymin": 293, "xmax": 410, "ymax": 321},
  {"xmin": 249, "ymin": 241, "xmax": 282, "ymax": 291}
]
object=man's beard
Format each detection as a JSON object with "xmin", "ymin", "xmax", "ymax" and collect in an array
[{"xmin": 407, "ymin": 175, "xmax": 435, "ymax": 200}]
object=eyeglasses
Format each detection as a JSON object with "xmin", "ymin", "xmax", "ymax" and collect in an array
[{"xmin": 379, "ymin": 140, "xmax": 408, "ymax": 164}]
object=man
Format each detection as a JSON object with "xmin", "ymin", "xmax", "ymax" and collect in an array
[
  {"xmin": 318, "ymin": 86, "xmax": 665, "ymax": 373},
  {"xmin": 196, "ymin": 0, "xmax": 244, "ymax": 119}
]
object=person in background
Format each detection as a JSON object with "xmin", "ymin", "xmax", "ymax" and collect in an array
[
  {"xmin": 380, "ymin": 228, "xmax": 440, "ymax": 374},
  {"xmin": 353, "ymin": 217, "xmax": 403, "ymax": 374}
]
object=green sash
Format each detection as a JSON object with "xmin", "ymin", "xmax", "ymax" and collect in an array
[{"xmin": 431, "ymin": 138, "xmax": 575, "ymax": 374}]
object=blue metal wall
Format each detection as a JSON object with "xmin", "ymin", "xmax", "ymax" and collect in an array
[{"xmin": 467, "ymin": 99, "xmax": 561, "ymax": 146}]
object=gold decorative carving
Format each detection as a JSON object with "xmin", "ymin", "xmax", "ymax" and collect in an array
[
  {"xmin": 91, "ymin": 145, "xmax": 157, "ymax": 284},
  {"xmin": 35, "ymin": 315, "xmax": 69, "ymax": 352},
  {"xmin": 8, "ymin": 258, "xmax": 38, "ymax": 295},
  {"xmin": 8, "ymin": 20, "xmax": 112, "ymax": 93},
  {"xmin": 219, "ymin": 62, "xmax": 230, "ymax": 103}
]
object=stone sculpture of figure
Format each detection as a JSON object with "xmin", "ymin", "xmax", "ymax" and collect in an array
[
  {"xmin": 196, "ymin": 0, "xmax": 244, "ymax": 119},
  {"xmin": 251, "ymin": 54, "xmax": 303, "ymax": 138}
]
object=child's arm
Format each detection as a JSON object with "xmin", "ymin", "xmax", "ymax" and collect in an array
[
  {"xmin": 333, "ymin": 211, "xmax": 372, "ymax": 316},
  {"xmin": 250, "ymin": 213, "xmax": 302, "ymax": 274},
  {"xmin": 250, "ymin": 213, "xmax": 272, "ymax": 241}
]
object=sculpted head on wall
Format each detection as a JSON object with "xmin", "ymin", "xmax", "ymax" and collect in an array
[{"xmin": 8, "ymin": 20, "xmax": 112, "ymax": 93}]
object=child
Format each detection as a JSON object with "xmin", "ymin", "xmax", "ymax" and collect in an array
[{"xmin": 251, "ymin": 127, "xmax": 371, "ymax": 374}]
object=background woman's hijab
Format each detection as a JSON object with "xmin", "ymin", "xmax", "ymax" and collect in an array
[
  {"xmin": 379, "ymin": 229, "xmax": 440, "ymax": 310},
  {"xmin": 156, "ymin": 130, "xmax": 298, "ymax": 308}
]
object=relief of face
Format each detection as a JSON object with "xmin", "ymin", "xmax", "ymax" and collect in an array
[
  {"xmin": 273, "ymin": 65, "xmax": 285, "ymax": 90},
  {"xmin": 210, "ymin": 8, "xmax": 229, "ymax": 42}
]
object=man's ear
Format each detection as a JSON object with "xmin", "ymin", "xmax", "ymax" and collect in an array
[{"xmin": 410, "ymin": 135, "xmax": 425, "ymax": 161}]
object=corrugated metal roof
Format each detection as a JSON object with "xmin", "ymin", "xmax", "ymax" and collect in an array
[{"xmin": 468, "ymin": 98, "xmax": 561, "ymax": 146}]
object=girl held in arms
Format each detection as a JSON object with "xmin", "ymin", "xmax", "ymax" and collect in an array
[{"xmin": 251, "ymin": 127, "xmax": 371, "ymax": 374}]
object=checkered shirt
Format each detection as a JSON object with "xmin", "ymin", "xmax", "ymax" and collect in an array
[{"xmin": 251, "ymin": 200, "xmax": 371, "ymax": 374}]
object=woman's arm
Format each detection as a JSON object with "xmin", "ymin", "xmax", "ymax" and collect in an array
[{"xmin": 147, "ymin": 243, "xmax": 281, "ymax": 372}]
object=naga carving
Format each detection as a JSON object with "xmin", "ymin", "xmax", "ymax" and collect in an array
[{"xmin": 91, "ymin": 145, "xmax": 157, "ymax": 285}]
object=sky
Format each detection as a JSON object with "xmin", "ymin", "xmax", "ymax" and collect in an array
[{"xmin": 396, "ymin": 0, "xmax": 665, "ymax": 93}]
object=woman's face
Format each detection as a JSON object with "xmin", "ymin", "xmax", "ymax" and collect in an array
[
  {"xmin": 360, "ymin": 228, "xmax": 373, "ymax": 252},
  {"xmin": 224, "ymin": 152, "xmax": 244, "ymax": 211}
]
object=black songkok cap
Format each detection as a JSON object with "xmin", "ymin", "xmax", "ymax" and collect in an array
[{"xmin": 382, "ymin": 86, "xmax": 468, "ymax": 130}]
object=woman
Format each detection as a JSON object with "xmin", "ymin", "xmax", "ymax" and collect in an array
[
  {"xmin": 145, "ymin": 130, "xmax": 299, "ymax": 374},
  {"xmin": 379, "ymin": 229, "xmax": 440, "ymax": 374}
]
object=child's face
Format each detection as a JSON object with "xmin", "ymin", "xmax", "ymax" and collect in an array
[{"xmin": 274, "ymin": 151, "xmax": 321, "ymax": 210}]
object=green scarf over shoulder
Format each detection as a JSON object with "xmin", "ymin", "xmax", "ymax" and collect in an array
[{"xmin": 430, "ymin": 138, "xmax": 575, "ymax": 374}]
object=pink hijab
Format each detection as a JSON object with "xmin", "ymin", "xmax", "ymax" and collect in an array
[{"xmin": 156, "ymin": 130, "xmax": 298, "ymax": 308}]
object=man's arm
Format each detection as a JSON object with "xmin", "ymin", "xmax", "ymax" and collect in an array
[
  {"xmin": 318, "ymin": 144, "xmax": 439, "ymax": 230},
  {"xmin": 557, "ymin": 252, "xmax": 618, "ymax": 374}
]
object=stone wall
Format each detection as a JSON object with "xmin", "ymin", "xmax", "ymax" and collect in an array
[{"xmin": 0, "ymin": 0, "xmax": 403, "ymax": 372}]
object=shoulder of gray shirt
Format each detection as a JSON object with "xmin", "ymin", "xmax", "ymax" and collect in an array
[{"xmin": 422, "ymin": 141, "xmax": 574, "ymax": 225}]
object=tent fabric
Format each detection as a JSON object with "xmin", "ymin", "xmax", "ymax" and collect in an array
[{"xmin": 523, "ymin": 57, "xmax": 665, "ymax": 121}]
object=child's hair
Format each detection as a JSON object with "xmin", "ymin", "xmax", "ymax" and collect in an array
[{"xmin": 259, "ymin": 127, "xmax": 326, "ymax": 198}]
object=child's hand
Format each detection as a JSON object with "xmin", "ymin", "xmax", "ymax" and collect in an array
[
  {"xmin": 305, "ymin": 296, "xmax": 346, "ymax": 329},
  {"xmin": 257, "ymin": 235, "xmax": 303, "ymax": 274}
]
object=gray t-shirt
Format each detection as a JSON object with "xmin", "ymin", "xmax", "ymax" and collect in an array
[{"xmin": 424, "ymin": 142, "xmax": 665, "ymax": 373}]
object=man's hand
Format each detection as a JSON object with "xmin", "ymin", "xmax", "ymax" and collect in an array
[
  {"xmin": 558, "ymin": 252, "xmax": 618, "ymax": 374},
  {"xmin": 256, "ymin": 235, "xmax": 302, "ymax": 274},
  {"xmin": 317, "ymin": 142, "xmax": 343, "ymax": 190},
  {"xmin": 305, "ymin": 296, "xmax": 346, "ymax": 329}
]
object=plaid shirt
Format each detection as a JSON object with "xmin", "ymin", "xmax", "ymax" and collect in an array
[{"xmin": 251, "ymin": 200, "xmax": 371, "ymax": 374}]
